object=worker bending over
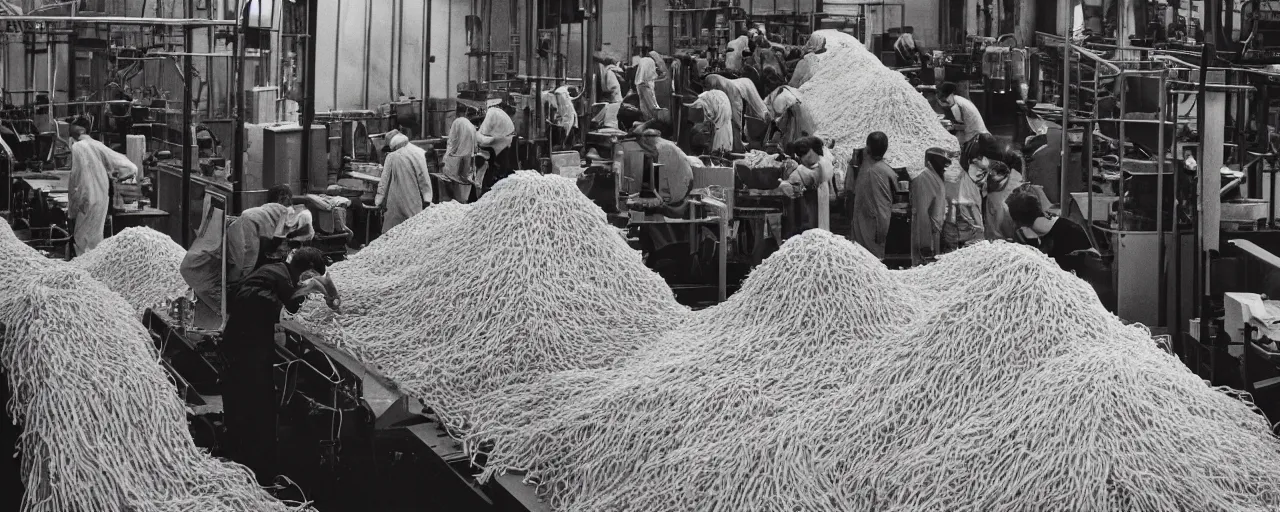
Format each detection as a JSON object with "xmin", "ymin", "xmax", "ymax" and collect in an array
[
  {"xmin": 725, "ymin": 34, "xmax": 750, "ymax": 72},
  {"xmin": 181, "ymin": 185, "xmax": 298, "ymax": 324},
  {"xmin": 1006, "ymin": 192, "xmax": 1111, "ymax": 308},
  {"xmin": 67, "ymin": 123, "xmax": 137, "ymax": 255},
  {"xmin": 440, "ymin": 114, "xmax": 479, "ymax": 203},
  {"xmin": 705, "ymin": 74, "xmax": 768, "ymax": 150},
  {"xmin": 476, "ymin": 100, "xmax": 517, "ymax": 196},
  {"xmin": 687, "ymin": 89, "xmax": 734, "ymax": 153},
  {"xmin": 542, "ymin": 85, "xmax": 579, "ymax": 148},
  {"xmin": 780, "ymin": 135, "xmax": 834, "ymax": 232},
  {"xmin": 983, "ymin": 160, "xmax": 1024, "ymax": 240},
  {"xmin": 377, "ymin": 134, "xmax": 432, "ymax": 232},
  {"xmin": 937, "ymin": 81, "xmax": 989, "ymax": 145},
  {"xmin": 221, "ymin": 247, "xmax": 330, "ymax": 486},
  {"xmin": 634, "ymin": 128, "xmax": 714, "ymax": 280},
  {"xmin": 790, "ymin": 33, "xmax": 827, "ymax": 88},
  {"xmin": 849, "ymin": 132, "xmax": 896, "ymax": 259},
  {"xmin": 910, "ymin": 147, "xmax": 949, "ymax": 265},
  {"xmin": 764, "ymin": 85, "xmax": 818, "ymax": 146}
]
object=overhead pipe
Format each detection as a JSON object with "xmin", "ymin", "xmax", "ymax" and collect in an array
[
  {"xmin": 334, "ymin": 0, "xmax": 342, "ymax": 109},
  {"xmin": 233, "ymin": 2, "xmax": 246, "ymax": 214},
  {"xmin": 182, "ymin": 26, "xmax": 194, "ymax": 247},
  {"xmin": 363, "ymin": 0, "xmax": 372, "ymax": 107}
]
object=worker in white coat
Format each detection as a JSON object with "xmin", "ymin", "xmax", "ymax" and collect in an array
[
  {"xmin": 634, "ymin": 55, "xmax": 663, "ymax": 124},
  {"xmin": 687, "ymin": 89, "xmax": 734, "ymax": 153},
  {"xmin": 441, "ymin": 114, "xmax": 478, "ymax": 203},
  {"xmin": 790, "ymin": 33, "xmax": 827, "ymax": 88},
  {"xmin": 599, "ymin": 58, "xmax": 624, "ymax": 104},
  {"xmin": 780, "ymin": 135, "xmax": 833, "ymax": 233},
  {"xmin": 764, "ymin": 85, "xmax": 818, "ymax": 146},
  {"xmin": 66, "ymin": 123, "xmax": 137, "ymax": 255},
  {"xmin": 476, "ymin": 101, "xmax": 517, "ymax": 195},
  {"xmin": 542, "ymin": 85, "xmax": 578, "ymax": 147},
  {"xmin": 725, "ymin": 35, "xmax": 750, "ymax": 72},
  {"xmin": 376, "ymin": 134, "xmax": 432, "ymax": 233},
  {"xmin": 937, "ymin": 81, "xmax": 989, "ymax": 145},
  {"xmin": 849, "ymin": 132, "xmax": 896, "ymax": 259},
  {"xmin": 705, "ymin": 74, "xmax": 768, "ymax": 149}
]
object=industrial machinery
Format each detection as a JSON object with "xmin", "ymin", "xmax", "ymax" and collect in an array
[{"xmin": 143, "ymin": 309, "xmax": 541, "ymax": 511}]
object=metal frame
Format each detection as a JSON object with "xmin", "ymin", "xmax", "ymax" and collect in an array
[{"xmin": 0, "ymin": 13, "xmax": 243, "ymax": 247}]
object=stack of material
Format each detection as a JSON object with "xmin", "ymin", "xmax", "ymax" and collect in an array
[
  {"xmin": 799, "ymin": 30, "xmax": 959, "ymax": 177},
  {"xmin": 0, "ymin": 265, "xmax": 302, "ymax": 511},
  {"xmin": 71, "ymin": 227, "xmax": 188, "ymax": 316},
  {"xmin": 464, "ymin": 239, "xmax": 1280, "ymax": 511},
  {"xmin": 298, "ymin": 172, "xmax": 688, "ymax": 432},
  {"xmin": 463, "ymin": 230, "xmax": 920, "ymax": 509},
  {"xmin": 0, "ymin": 222, "xmax": 60, "ymax": 282}
]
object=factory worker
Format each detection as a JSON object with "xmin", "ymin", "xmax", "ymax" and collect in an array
[
  {"xmin": 911, "ymin": 148, "xmax": 950, "ymax": 265},
  {"xmin": 542, "ymin": 85, "xmax": 578, "ymax": 147},
  {"xmin": 649, "ymin": 50, "xmax": 670, "ymax": 81},
  {"xmin": 780, "ymin": 135, "xmax": 834, "ymax": 233},
  {"xmin": 687, "ymin": 89, "xmax": 734, "ymax": 153},
  {"xmin": 705, "ymin": 74, "xmax": 768, "ymax": 149},
  {"xmin": 599, "ymin": 57, "xmax": 624, "ymax": 104},
  {"xmin": 1006, "ymin": 192, "xmax": 1111, "ymax": 308},
  {"xmin": 221, "ymin": 247, "xmax": 329, "ymax": 486},
  {"xmin": 634, "ymin": 128, "xmax": 713, "ymax": 278},
  {"xmin": 376, "ymin": 134, "xmax": 432, "ymax": 233},
  {"xmin": 764, "ymin": 85, "xmax": 817, "ymax": 146},
  {"xmin": 849, "ymin": 132, "xmax": 896, "ymax": 259},
  {"xmin": 725, "ymin": 35, "xmax": 750, "ymax": 72},
  {"xmin": 894, "ymin": 32, "xmax": 929, "ymax": 67},
  {"xmin": 983, "ymin": 160, "xmax": 1025, "ymax": 241},
  {"xmin": 937, "ymin": 81, "xmax": 989, "ymax": 145},
  {"xmin": 942, "ymin": 153, "xmax": 985, "ymax": 253},
  {"xmin": 441, "ymin": 114, "xmax": 478, "ymax": 203},
  {"xmin": 181, "ymin": 185, "xmax": 295, "ymax": 327},
  {"xmin": 476, "ymin": 101, "xmax": 517, "ymax": 195},
  {"xmin": 66, "ymin": 123, "xmax": 137, "ymax": 255},
  {"xmin": 789, "ymin": 33, "xmax": 827, "ymax": 88},
  {"xmin": 635, "ymin": 54, "xmax": 664, "ymax": 123}
]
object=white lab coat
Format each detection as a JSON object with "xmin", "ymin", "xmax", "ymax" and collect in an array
[
  {"xmin": 67, "ymin": 135, "xmax": 137, "ymax": 255},
  {"xmin": 442, "ymin": 116, "xmax": 478, "ymax": 202},
  {"xmin": 690, "ymin": 90, "xmax": 734, "ymax": 153},
  {"xmin": 377, "ymin": 139, "xmax": 433, "ymax": 232}
]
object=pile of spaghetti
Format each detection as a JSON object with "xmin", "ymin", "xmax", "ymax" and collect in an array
[
  {"xmin": 72, "ymin": 226, "xmax": 188, "ymax": 316},
  {"xmin": 0, "ymin": 225, "xmax": 303, "ymax": 511},
  {"xmin": 799, "ymin": 29, "xmax": 958, "ymax": 177},
  {"xmin": 298, "ymin": 172, "xmax": 688, "ymax": 433},
  {"xmin": 464, "ymin": 239, "xmax": 1280, "ymax": 511}
]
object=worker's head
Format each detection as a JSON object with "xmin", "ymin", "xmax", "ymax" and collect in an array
[
  {"xmin": 924, "ymin": 147, "xmax": 951, "ymax": 175},
  {"xmin": 937, "ymin": 82, "xmax": 958, "ymax": 106},
  {"xmin": 1006, "ymin": 192, "xmax": 1047, "ymax": 228},
  {"xmin": 268, "ymin": 184, "xmax": 294, "ymax": 206},
  {"xmin": 787, "ymin": 136, "xmax": 825, "ymax": 166},
  {"xmin": 986, "ymin": 160, "xmax": 1011, "ymax": 190},
  {"xmin": 637, "ymin": 128, "xmax": 663, "ymax": 154},
  {"xmin": 288, "ymin": 246, "xmax": 328, "ymax": 278},
  {"xmin": 865, "ymin": 132, "xmax": 889, "ymax": 161},
  {"xmin": 68, "ymin": 124, "xmax": 87, "ymax": 141},
  {"xmin": 388, "ymin": 134, "xmax": 410, "ymax": 152}
]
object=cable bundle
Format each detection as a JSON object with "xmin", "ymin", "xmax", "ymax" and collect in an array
[
  {"xmin": 799, "ymin": 30, "xmax": 959, "ymax": 177},
  {"xmin": 0, "ymin": 263, "xmax": 305, "ymax": 511},
  {"xmin": 465, "ymin": 240, "xmax": 1280, "ymax": 511},
  {"xmin": 71, "ymin": 226, "xmax": 188, "ymax": 316},
  {"xmin": 299, "ymin": 172, "xmax": 688, "ymax": 432}
]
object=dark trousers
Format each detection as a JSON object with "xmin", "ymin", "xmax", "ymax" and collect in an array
[
  {"xmin": 482, "ymin": 148, "xmax": 518, "ymax": 194},
  {"xmin": 220, "ymin": 321, "xmax": 279, "ymax": 486}
]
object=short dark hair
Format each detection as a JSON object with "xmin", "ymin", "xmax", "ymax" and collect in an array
[
  {"xmin": 787, "ymin": 136, "xmax": 824, "ymax": 158},
  {"xmin": 925, "ymin": 147, "xmax": 951, "ymax": 173},
  {"xmin": 1005, "ymin": 192, "xmax": 1045, "ymax": 227},
  {"xmin": 268, "ymin": 184, "xmax": 293, "ymax": 205},
  {"xmin": 988, "ymin": 160, "xmax": 1010, "ymax": 178},
  {"xmin": 866, "ymin": 132, "xmax": 888, "ymax": 160},
  {"xmin": 290, "ymin": 247, "xmax": 327, "ymax": 276},
  {"xmin": 937, "ymin": 82, "xmax": 957, "ymax": 98}
]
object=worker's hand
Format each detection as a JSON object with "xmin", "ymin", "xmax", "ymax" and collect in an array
[{"xmin": 285, "ymin": 296, "xmax": 305, "ymax": 314}]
